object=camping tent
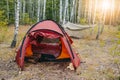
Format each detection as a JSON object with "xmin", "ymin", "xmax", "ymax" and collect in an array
[{"xmin": 16, "ymin": 20, "xmax": 80, "ymax": 70}]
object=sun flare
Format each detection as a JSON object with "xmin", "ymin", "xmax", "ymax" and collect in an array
[{"xmin": 102, "ymin": 0, "xmax": 111, "ymax": 10}]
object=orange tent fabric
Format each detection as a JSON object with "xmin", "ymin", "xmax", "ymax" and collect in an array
[{"xmin": 16, "ymin": 20, "xmax": 80, "ymax": 70}]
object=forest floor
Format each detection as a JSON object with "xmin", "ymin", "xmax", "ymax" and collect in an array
[{"xmin": 0, "ymin": 25, "xmax": 120, "ymax": 80}]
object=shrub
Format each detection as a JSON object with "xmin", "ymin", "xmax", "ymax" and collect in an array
[
  {"xmin": 0, "ymin": 10, "xmax": 8, "ymax": 42},
  {"xmin": 80, "ymin": 18, "xmax": 87, "ymax": 25},
  {"xmin": 20, "ymin": 13, "xmax": 30, "ymax": 25}
]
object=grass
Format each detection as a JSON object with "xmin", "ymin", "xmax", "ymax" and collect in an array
[
  {"xmin": 107, "ymin": 25, "xmax": 120, "ymax": 80},
  {"xmin": 99, "ymin": 40, "xmax": 106, "ymax": 47},
  {"xmin": 0, "ymin": 25, "xmax": 30, "ymax": 45},
  {"xmin": 73, "ymin": 25, "xmax": 120, "ymax": 79},
  {"xmin": 0, "ymin": 26, "xmax": 9, "ymax": 43}
]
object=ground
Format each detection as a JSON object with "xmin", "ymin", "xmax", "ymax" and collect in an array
[{"xmin": 0, "ymin": 25, "xmax": 120, "ymax": 80}]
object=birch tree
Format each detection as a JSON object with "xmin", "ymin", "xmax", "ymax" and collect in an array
[
  {"xmin": 37, "ymin": 0, "xmax": 40, "ymax": 22},
  {"xmin": 11, "ymin": 0, "xmax": 20, "ymax": 47},
  {"xmin": 29, "ymin": 0, "xmax": 32, "ymax": 18},
  {"xmin": 91, "ymin": 0, "xmax": 97, "ymax": 34},
  {"xmin": 100, "ymin": 0, "xmax": 107, "ymax": 34},
  {"xmin": 59, "ymin": 0, "xmax": 62, "ymax": 23},
  {"xmin": 6, "ymin": 0, "xmax": 9, "ymax": 21},
  {"xmin": 74, "ymin": 0, "xmax": 78, "ymax": 23},
  {"xmin": 96, "ymin": 21, "xmax": 101, "ymax": 39},
  {"xmin": 88, "ymin": 0, "xmax": 92, "ymax": 27},
  {"xmin": 116, "ymin": 2, "xmax": 120, "ymax": 23},
  {"xmin": 109, "ymin": 0, "xmax": 114, "ymax": 25},
  {"xmin": 77, "ymin": 0, "xmax": 82, "ymax": 23},
  {"xmin": 43, "ymin": 0, "xmax": 46, "ymax": 19},
  {"xmin": 22, "ymin": 0, "xmax": 25, "ymax": 22},
  {"xmin": 70, "ymin": 0, "xmax": 76, "ymax": 22},
  {"xmin": 40, "ymin": 0, "xmax": 43, "ymax": 20},
  {"xmin": 84, "ymin": 0, "xmax": 87, "ymax": 19},
  {"xmin": 63, "ymin": 0, "xmax": 68, "ymax": 24},
  {"xmin": 54, "ymin": 0, "xmax": 57, "ymax": 20},
  {"xmin": 92, "ymin": 0, "xmax": 97, "ymax": 26}
]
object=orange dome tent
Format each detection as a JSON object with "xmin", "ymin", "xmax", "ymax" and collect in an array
[{"xmin": 16, "ymin": 20, "xmax": 80, "ymax": 70}]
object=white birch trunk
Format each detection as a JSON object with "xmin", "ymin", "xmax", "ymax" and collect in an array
[
  {"xmin": 109, "ymin": 0, "xmax": 114, "ymax": 25},
  {"xmin": 53, "ymin": 0, "xmax": 56, "ymax": 20},
  {"xmin": 116, "ymin": 3, "xmax": 120, "ymax": 21},
  {"xmin": 43, "ymin": 0, "xmax": 46, "ymax": 19},
  {"xmin": 92, "ymin": 0, "xmax": 97, "ymax": 27},
  {"xmin": 29, "ymin": 0, "xmax": 32, "ymax": 18},
  {"xmin": 59, "ymin": 0, "xmax": 62, "ymax": 23},
  {"xmin": 88, "ymin": 0, "xmax": 92, "ymax": 27},
  {"xmin": 96, "ymin": 22, "xmax": 101, "ymax": 39},
  {"xmin": 90, "ymin": 0, "xmax": 97, "ymax": 34},
  {"xmin": 70, "ymin": 0, "xmax": 75, "ymax": 22},
  {"xmin": 84, "ymin": 0, "xmax": 87, "ymax": 19},
  {"xmin": 66, "ymin": 1, "xmax": 69, "ymax": 22},
  {"xmin": 7, "ymin": 0, "xmax": 9, "ymax": 21},
  {"xmin": 63, "ymin": 0, "xmax": 68, "ymax": 24},
  {"xmin": 52, "ymin": 0, "xmax": 54, "ymax": 19},
  {"xmin": 32, "ymin": 2, "xmax": 34, "ymax": 19},
  {"xmin": 100, "ymin": 0, "xmax": 107, "ymax": 34},
  {"xmin": 37, "ymin": 0, "xmax": 40, "ymax": 22},
  {"xmin": 40, "ymin": 0, "xmax": 43, "ymax": 20},
  {"xmin": 74, "ymin": 0, "xmax": 78, "ymax": 23},
  {"xmin": 22, "ymin": 0, "xmax": 25, "ymax": 22},
  {"xmin": 77, "ymin": 0, "xmax": 82, "ymax": 23},
  {"xmin": 11, "ymin": 0, "xmax": 20, "ymax": 47}
]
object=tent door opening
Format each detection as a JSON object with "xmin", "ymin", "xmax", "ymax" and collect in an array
[{"xmin": 25, "ymin": 31, "xmax": 62, "ymax": 63}]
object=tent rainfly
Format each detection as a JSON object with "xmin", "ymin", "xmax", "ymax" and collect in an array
[{"xmin": 16, "ymin": 20, "xmax": 80, "ymax": 70}]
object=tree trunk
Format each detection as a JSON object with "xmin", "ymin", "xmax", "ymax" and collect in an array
[
  {"xmin": 96, "ymin": 22, "xmax": 101, "ymax": 39},
  {"xmin": 63, "ymin": 0, "xmax": 68, "ymax": 24},
  {"xmin": 92, "ymin": 0, "xmax": 97, "ymax": 26},
  {"xmin": 52, "ymin": 0, "xmax": 54, "ymax": 20},
  {"xmin": 6, "ymin": 0, "xmax": 9, "ymax": 21},
  {"xmin": 11, "ymin": 0, "xmax": 20, "ymax": 48},
  {"xmin": 96, "ymin": 11, "xmax": 102, "ymax": 39},
  {"xmin": 100, "ymin": 1, "xmax": 107, "ymax": 34},
  {"xmin": 37, "ymin": 0, "xmax": 40, "ymax": 22},
  {"xmin": 109, "ymin": 0, "xmax": 114, "ymax": 26},
  {"xmin": 84, "ymin": 0, "xmax": 87, "ymax": 19},
  {"xmin": 22, "ymin": 0, "xmax": 25, "ymax": 23},
  {"xmin": 40, "ymin": 0, "xmax": 43, "ymax": 20},
  {"xmin": 54, "ymin": 0, "xmax": 57, "ymax": 21},
  {"xmin": 43, "ymin": 0, "xmax": 46, "ymax": 19},
  {"xmin": 77, "ymin": 0, "xmax": 82, "ymax": 23},
  {"xmin": 91, "ymin": 0, "xmax": 97, "ymax": 34},
  {"xmin": 88, "ymin": 0, "xmax": 92, "ymax": 27},
  {"xmin": 59, "ymin": 0, "xmax": 63, "ymax": 23},
  {"xmin": 70, "ymin": 0, "xmax": 75, "ymax": 22}
]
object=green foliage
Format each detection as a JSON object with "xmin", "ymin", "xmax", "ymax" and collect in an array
[
  {"xmin": 46, "ymin": 0, "xmax": 59, "ymax": 22},
  {"xmin": 0, "ymin": 10, "xmax": 8, "ymax": 27},
  {"xmin": 0, "ymin": 0, "xmax": 15, "ymax": 24},
  {"xmin": 117, "ymin": 40, "xmax": 120, "ymax": 45},
  {"xmin": 118, "ymin": 25, "xmax": 120, "ymax": 31},
  {"xmin": 109, "ymin": 38, "xmax": 120, "ymax": 79},
  {"xmin": 80, "ymin": 18, "xmax": 87, "ymax": 25},
  {"xmin": 0, "ymin": 0, "xmax": 120, "ymax": 25},
  {"xmin": 115, "ymin": 31, "xmax": 120, "ymax": 40},
  {"xmin": 0, "ymin": 10, "xmax": 9, "ymax": 42},
  {"xmin": 20, "ymin": 13, "xmax": 30, "ymax": 25},
  {"xmin": 110, "ymin": 45, "xmax": 120, "ymax": 56}
]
